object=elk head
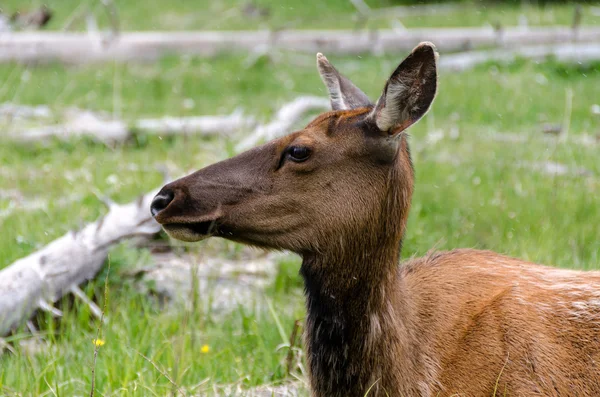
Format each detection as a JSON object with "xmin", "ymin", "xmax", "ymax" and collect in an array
[{"xmin": 151, "ymin": 43, "xmax": 438, "ymax": 257}]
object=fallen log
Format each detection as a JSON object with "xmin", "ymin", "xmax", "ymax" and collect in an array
[
  {"xmin": 135, "ymin": 110, "xmax": 252, "ymax": 137},
  {"xmin": 0, "ymin": 27, "xmax": 599, "ymax": 64},
  {"xmin": 0, "ymin": 190, "xmax": 161, "ymax": 336},
  {"xmin": 4, "ymin": 97, "xmax": 325, "ymax": 144},
  {"xmin": 5, "ymin": 108, "xmax": 253, "ymax": 144},
  {"xmin": 440, "ymin": 43, "xmax": 600, "ymax": 72},
  {"xmin": 0, "ymin": 96, "xmax": 329, "ymax": 336},
  {"xmin": 8, "ymin": 109, "xmax": 130, "ymax": 143},
  {"xmin": 235, "ymin": 96, "xmax": 329, "ymax": 151}
]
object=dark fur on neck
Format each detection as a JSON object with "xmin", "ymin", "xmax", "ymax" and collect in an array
[
  {"xmin": 301, "ymin": 255, "xmax": 402, "ymax": 396},
  {"xmin": 299, "ymin": 139, "xmax": 415, "ymax": 396}
]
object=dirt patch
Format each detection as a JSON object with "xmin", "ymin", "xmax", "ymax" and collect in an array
[{"xmin": 133, "ymin": 250, "xmax": 293, "ymax": 314}]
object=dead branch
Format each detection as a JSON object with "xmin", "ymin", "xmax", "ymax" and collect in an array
[
  {"xmin": 7, "ymin": 109, "xmax": 129, "ymax": 143},
  {"xmin": 4, "ymin": 97, "xmax": 325, "ymax": 146},
  {"xmin": 0, "ymin": 96, "xmax": 329, "ymax": 335},
  {"xmin": 4, "ymin": 107, "xmax": 254, "ymax": 144},
  {"xmin": 439, "ymin": 43, "xmax": 600, "ymax": 72},
  {"xmin": 1, "ymin": 27, "xmax": 600, "ymax": 63},
  {"xmin": 135, "ymin": 110, "xmax": 253, "ymax": 137},
  {"xmin": 0, "ymin": 103, "xmax": 52, "ymax": 119},
  {"xmin": 0, "ymin": 190, "xmax": 161, "ymax": 336},
  {"xmin": 235, "ymin": 96, "xmax": 329, "ymax": 152}
]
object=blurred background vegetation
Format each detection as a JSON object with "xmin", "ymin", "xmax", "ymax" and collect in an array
[{"xmin": 1, "ymin": 0, "xmax": 600, "ymax": 30}]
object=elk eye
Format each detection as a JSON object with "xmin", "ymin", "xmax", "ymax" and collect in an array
[{"xmin": 288, "ymin": 146, "xmax": 311, "ymax": 162}]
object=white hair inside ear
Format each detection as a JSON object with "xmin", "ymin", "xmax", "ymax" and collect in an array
[
  {"xmin": 370, "ymin": 42, "xmax": 438, "ymax": 134},
  {"xmin": 316, "ymin": 53, "xmax": 372, "ymax": 111}
]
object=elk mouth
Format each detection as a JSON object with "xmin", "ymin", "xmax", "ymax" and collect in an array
[{"xmin": 160, "ymin": 219, "xmax": 220, "ymax": 242}]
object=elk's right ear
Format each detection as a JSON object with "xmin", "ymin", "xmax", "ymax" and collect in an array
[
  {"xmin": 317, "ymin": 53, "xmax": 372, "ymax": 111},
  {"xmin": 370, "ymin": 42, "xmax": 438, "ymax": 135}
]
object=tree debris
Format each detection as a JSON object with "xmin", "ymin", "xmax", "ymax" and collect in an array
[
  {"xmin": 0, "ymin": 95, "xmax": 328, "ymax": 336},
  {"xmin": 1, "ymin": 27, "xmax": 600, "ymax": 64},
  {"xmin": 0, "ymin": 190, "xmax": 161, "ymax": 336},
  {"xmin": 439, "ymin": 43, "xmax": 600, "ymax": 72},
  {"xmin": 3, "ymin": 96, "xmax": 326, "ymax": 145},
  {"xmin": 235, "ymin": 96, "xmax": 329, "ymax": 151},
  {"xmin": 4, "ymin": 107, "xmax": 253, "ymax": 144},
  {"xmin": 132, "ymin": 251, "xmax": 288, "ymax": 313}
]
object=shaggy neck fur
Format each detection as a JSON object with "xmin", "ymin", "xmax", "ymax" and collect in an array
[{"xmin": 300, "ymin": 138, "xmax": 420, "ymax": 396}]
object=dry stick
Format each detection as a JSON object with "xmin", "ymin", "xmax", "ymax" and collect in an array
[
  {"xmin": 5, "ymin": 109, "xmax": 253, "ymax": 144},
  {"xmin": 4, "ymin": 96, "xmax": 326, "ymax": 146},
  {"xmin": 132, "ymin": 349, "xmax": 186, "ymax": 396},
  {"xmin": 89, "ymin": 260, "xmax": 110, "ymax": 397},
  {"xmin": 61, "ymin": 1, "xmax": 88, "ymax": 31},
  {"xmin": 560, "ymin": 87, "xmax": 574, "ymax": 144},
  {"xmin": 348, "ymin": 0, "xmax": 409, "ymax": 31},
  {"xmin": 348, "ymin": 0, "xmax": 371, "ymax": 16},
  {"xmin": 235, "ymin": 96, "xmax": 329, "ymax": 152},
  {"xmin": 0, "ymin": 98, "xmax": 325, "ymax": 337},
  {"xmin": 0, "ymin": 67, "xmax": 21, "ymax": 100},
  {"xmin": 100, "ymin": 0, "xmax": 120, "ymax": 38},
  {"xmin": 0, "ymin": 193, "xmax": 83, "ymax": 220},
  {"xmin": 439, "ymin": 43, "xmax": 600, "ymax": 72},
  {"xmin": 1, "ymin": 27, "xmax": 600, "ymax": 63},
  {"xmin": 572, "ymin": 5, "xmax": 583, "ymax": 33},
  {"xmin": 112, "ymin": 61, "xmax": 122, "ymax": 121},
  {"xmin": 71, "ymin": 285, "xmax": 104, "ymax": 320},
  {"xmin": 285, "ymin": 319, "xmax": 302, "ymax": 376},
  {"xmin": 0, "ymin": 190, "xmax": 161, "ymax": 336}
]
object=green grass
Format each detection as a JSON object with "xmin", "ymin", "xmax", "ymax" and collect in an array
[
  {"xmin": 1, "ymin": 0, "xmax": 599, "ymax": 31},
  {"xmin": 0, "ymin": 2, "xmax": 600, "ymax": 394},
  {"xmin": 0, "ymin": 275, "xmax": 305, "ymax": 395}
]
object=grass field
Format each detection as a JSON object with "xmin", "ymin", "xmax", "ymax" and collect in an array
[
  {"xmin": 1, "ymin": 1, "xmax": 600, "ymax": 396},
  {"xmin": 2, "ymin": 0, "xmax": 600, "ymax": 31}
]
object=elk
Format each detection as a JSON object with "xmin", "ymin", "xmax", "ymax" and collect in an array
[{"xmin": 150, "ymin": 43, "xmax": 600, "ymax": 396}]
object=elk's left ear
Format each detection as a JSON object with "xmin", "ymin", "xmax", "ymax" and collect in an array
[
  {"xmin": 317, "ymin": 53, "xmax": 372, "ymax": 111},
  {"xmin": 370, "ymin": 42, "xmax": 438, "ymax": 135}
]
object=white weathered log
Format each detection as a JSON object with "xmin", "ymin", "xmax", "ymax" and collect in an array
[
  {"xmin": 0, "ymin": 96, "xmax": 331, "ymax": 335},
  {"xmin": 440, "ymin": 43, "xmax": 600, "ymax": 72},
  {"xmin": 0, "ymin": 191, "xmax": 161, "ymax": 336},
  {"xmin": 235, "ymin": 96, "xmax": 329, "ymax": 151},
  {"xmin": 134, "ymin": 251, "xmax": 286, "ymax": 313},
  {"xmin": 0, "ymin": 27, "xmax": 599, "ymax": 63},
  {"xmin": 9, "ymin": 109, "xmax": 129, "ymax": 143},
  {"xmin": 5, "ymin": 108, "xmax": 254, "ymax": 144},
  {"xmin": 135, "ymin": 109, "xmax": 254, "ymax": 137},
  {"xmin": 0, "ymin": 103, "xmax": 52, "ymax": 119},
  {"xmin": 4, "ymin": 97, "xmax": 325, "ymax": 145},
  {"xmin": 0, "ymin": 188, "xmax": 84, "ymax": 220},
  {"xmin": 70, "ymin": 285, "xmax": 104, "ymax": 320}
]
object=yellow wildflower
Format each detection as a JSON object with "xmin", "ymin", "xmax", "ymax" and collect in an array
[
  {"xmin": 93, "ymin": 338, "xmax": 105, "ymax": 347},
  {"xmin": 201, "ymin": 344, "xmax": 210, "ymax": 354}
]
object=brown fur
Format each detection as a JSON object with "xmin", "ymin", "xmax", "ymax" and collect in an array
[{"xmin": 151, "ymin": 43, "xmax": 600, "ymax": 396}]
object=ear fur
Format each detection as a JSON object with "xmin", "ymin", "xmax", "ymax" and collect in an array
[
  {"xmin": 370, "ymin": 42, "xmax": 438, "ymax": 134},
  {"xmin": 316, "ymin": 53, "xmax": 372, "ymax": 111}
]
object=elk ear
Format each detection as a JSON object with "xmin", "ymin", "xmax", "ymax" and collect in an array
[
  {"xmin": 370, "ymin": 42, "xmax": 438, "ymax": 135},
  {"xmin": 317, "ymin": 53, "xmax": 372, "ymax": 111}
]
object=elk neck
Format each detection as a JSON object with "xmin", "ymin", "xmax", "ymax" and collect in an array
[{"xmin": 299, "ymin": 136, "xmax": 415, "ymax": 395}]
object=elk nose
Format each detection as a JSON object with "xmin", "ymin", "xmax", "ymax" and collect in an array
[{"xmin": 150, "ymin": 189, "xmax": 175, "ymax": 217}]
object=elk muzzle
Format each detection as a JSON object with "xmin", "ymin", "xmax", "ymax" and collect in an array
[
  {"xmin": 150, "ymin": 144, "xmax": 276, "ymax": 242},
  {"xmin": 150, "ymin": 181, "xmax": 224, "ymax": 242}
]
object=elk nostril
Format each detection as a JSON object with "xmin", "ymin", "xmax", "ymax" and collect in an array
[{"xmin": 150, "ymin": 189, "xmax": 175, "ymax": 217}]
